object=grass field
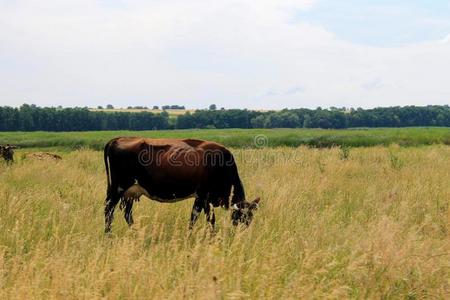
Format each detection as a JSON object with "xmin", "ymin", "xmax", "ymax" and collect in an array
[
  {"xmin": 1, "ymin": 127, "xmax": 450, "ymax": 150},
  {"xmin": 0, "ymin": 145, "xmax": 449, "ymax": 298}
]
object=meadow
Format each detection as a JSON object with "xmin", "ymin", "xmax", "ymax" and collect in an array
[
  {"xmin": 1, "ymin": 127, "xmax": 450, "ymax": 150},
  {"xmin": 0, "ymin": 144, "xmax": 449, "ymax": 298}
]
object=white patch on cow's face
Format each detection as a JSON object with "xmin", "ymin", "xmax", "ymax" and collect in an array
[
  {"xmin": 118, "ymin": 187, "xmax": 124, "ymax": 193},
  {"xmin": 231, "ymin": 199, "xmax": 261, "ymax": 226}
]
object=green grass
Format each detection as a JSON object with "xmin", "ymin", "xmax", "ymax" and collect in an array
[{"xmin": 1, "ymin": 127, "xmax": 450, "ymax": 150}]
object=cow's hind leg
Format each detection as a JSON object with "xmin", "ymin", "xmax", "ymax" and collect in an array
[
  {"xmin": 124, "ymin": 199, "xmax": 134, "ymax": 227},
  {"xmin": 189, "ymin": 197, "xmax": 204, "ymax": 229},
  {"xmin": 105, "ymin": 192, "xmax": 120, "ymax": 233}
]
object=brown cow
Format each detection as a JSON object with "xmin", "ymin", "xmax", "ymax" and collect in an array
[{"xmin": 103, "ymin": 137, "xmax": 260, "ymax": 233}]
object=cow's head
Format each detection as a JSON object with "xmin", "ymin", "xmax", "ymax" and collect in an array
[{"xmin": 231, "ymin": 197, "xmax": 261, "ymax": 226}]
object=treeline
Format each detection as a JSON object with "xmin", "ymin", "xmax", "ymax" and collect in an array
[
  {"xmin": 177, "ymin": 106, "xmax": 450, "ymax": 129},
  {"xmin": 0, "ymin": 104, "xmax": 449, "ymax": 131},
  {"xmin": 0, "ymin": 104, "xmax": 169, "ymax": 131}
]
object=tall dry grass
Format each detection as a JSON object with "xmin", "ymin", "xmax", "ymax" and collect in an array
[{"xmin": 0, "ymin": 146, "xmax": 449, "ymax": 299}]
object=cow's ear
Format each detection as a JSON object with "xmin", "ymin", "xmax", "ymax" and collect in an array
[{"xmin": 251, "ymin": 197, "xmax": 261, "ymax": 210}]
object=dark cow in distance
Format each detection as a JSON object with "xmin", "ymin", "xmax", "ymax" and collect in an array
[
  {"xmin": 0, "ymin": 144, "xmax": 16, "ymax": 164},
  {"xmin": 104, "ymin": 137, "xmax": 260, "ymax": 233}
]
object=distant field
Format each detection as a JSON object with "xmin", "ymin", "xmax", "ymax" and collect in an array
[
  {"xmin": 90, "ymin": 108, "xmax": 193, "ymax": 116},
  {"xmin": 1, "ymin": 127, "xmax": 450, "ymax": 150}
]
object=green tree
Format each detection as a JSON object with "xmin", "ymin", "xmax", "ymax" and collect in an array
[{"xmin": 303, "ymin": 114, "xmax": 311, "ymax": 128}]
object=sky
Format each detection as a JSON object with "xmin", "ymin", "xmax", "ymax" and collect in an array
[{"xmin": 1, "ymin": 0, "xmax": 449, "ymax": 109}]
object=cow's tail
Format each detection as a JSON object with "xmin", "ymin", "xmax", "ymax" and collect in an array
[
  {"xmin": 229, "ymin": 153, "xmax": 246, "ymax": 205},
  {"xmin": 104, "ymin": 139, "xmax": 113, "ymax": 197}
]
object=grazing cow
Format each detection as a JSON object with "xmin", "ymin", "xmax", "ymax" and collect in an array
[
  {"xmin": 103, "ymin": 137, "xmax": 260, "ymax": 233},
  {"xmin": 0, "ymin": 144, "xmax": 15, "ymax": 164}
]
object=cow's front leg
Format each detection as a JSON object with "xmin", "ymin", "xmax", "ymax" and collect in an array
[
  {"xmin": 189, "ymin": 197, "xmax": 203, "ymax": 229},
  {"xmin": 204, "ymin": 203, "xmax": 216, "ymax": 230}
]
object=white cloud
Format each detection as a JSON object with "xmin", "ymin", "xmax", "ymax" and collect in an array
[
  {"xmin": 0, "ymin": 0, "xmax": 449, "ymax": 109},
  {"xmin": 439, "ymin": 34, "xmax": 450, "ymax": 44}
]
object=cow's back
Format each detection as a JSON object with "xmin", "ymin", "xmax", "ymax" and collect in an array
[{"xmin": 105, "ymin": 137, "xmax": 235, "ymax": 204}]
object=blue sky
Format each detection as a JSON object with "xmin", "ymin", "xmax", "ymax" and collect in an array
[
  {"xmin": 296, "ymin": 0, "xmax": 450, "ymax": 46},
  {"xmin": 0, "ymin": 0, "xmax": 449, "ymax": 109}
]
